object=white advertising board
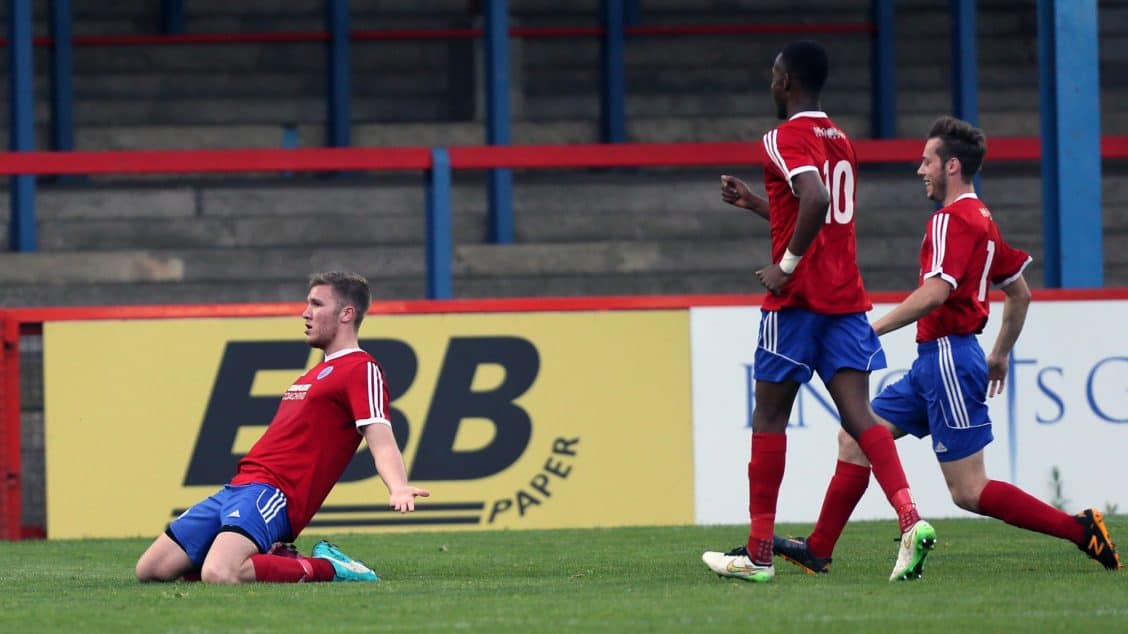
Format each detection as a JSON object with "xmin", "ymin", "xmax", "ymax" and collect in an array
[{"xmin": 690, "ymin": 300, "xmax": 1127, "ymax": 525}]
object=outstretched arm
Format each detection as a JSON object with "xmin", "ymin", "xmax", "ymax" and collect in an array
[
  {"xmin": 871, "ymin": 277, "xmax": 952, "ymax": 336},
  {"xmin": 985, "ymin": 274, "xmax": 1031, "ymax": 397},
  {"xmin": 362, "ymin": 423, "xmax": 431, "ymax": 512}
]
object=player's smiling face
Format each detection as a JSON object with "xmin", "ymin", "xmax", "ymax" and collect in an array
[
  {"xmin": 302, "ymin": 284, "xmax": 342, "ymax": 350},
  {"xmin": 917, "ymin": 137, "xmax": 947, "ymax": 202}
]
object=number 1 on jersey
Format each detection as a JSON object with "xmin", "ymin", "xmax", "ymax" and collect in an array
[{"xmin": 977, "ymin": 240, "xmax": 997, "ymax": 301}]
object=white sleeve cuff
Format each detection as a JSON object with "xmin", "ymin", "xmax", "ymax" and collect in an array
[
  {"xmin": 787, "ymin": 165, "xmax": 818, "ymax": 180},
  {"xmin": 994, "ymin": 256, "xmax": 1033, "ymax": 288},
  {"xmin": 786, "ymin": 165, "xmax": 818, "ymax": 194},
  {"xmin": 356, "ymin": 417, "xmax": 392, "ymax": 429},
  {"xmin": 923, "ymin": 269, "xmax": 958, "ymax": 289}
]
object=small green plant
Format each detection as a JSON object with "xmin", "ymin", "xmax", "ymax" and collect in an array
[
  {"xmin": 1049, "ymin": 465, "xmax": 1069, "ymax": 511},
  {"xmin": 1105, "ymin": 503, "xmax": 1119, "ymax": 516}
]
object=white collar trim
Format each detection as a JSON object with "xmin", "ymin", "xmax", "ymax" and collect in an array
[
  {"xmin": 789, "ymin": 111, "xmax": 828, "ymax": 120},
  {"xmin": 324, "ymin": 347, "xmax": 363, "ymax": 362}
]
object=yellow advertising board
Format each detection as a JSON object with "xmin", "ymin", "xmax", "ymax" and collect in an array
[{"xmin": 44, "ymin": 310, "xmax": 692, "ymax": 538}]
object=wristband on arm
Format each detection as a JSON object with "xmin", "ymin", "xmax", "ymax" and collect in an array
[{"xmin": 779, "ymin": 248, "xmax": 802, "ymax": 274}]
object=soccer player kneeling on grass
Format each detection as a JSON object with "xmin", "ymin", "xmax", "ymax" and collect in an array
[{"xmin": 135, "ymin": 272, "xmax": 430, "ymax": 584}]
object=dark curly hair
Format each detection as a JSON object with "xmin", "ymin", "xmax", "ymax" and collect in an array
[{"xmin": 928, "ymin": 115, "xmax": 987, "ymax": 182}]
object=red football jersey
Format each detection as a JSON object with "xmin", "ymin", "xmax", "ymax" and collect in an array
[
  {"xmin": 760, "ymin": 111, "xmax": 871, "ymax": 314},
  {"xmin": 916, "ymin": 194, "xmax": 1031, "ymax": 342},
  {"xmin": 231, "ymin": 348, "xmax": 390, "ymax": 535}
]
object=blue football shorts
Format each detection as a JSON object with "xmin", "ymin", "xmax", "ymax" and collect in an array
[
  {"xmin": 753, "ymin": 308, "xmax": 887, "ymax": 384},
  {"xmin": 166, "ymin": 483, "xmax": 293, "ymax": 566},
  {"xmin": 871, "ymin": 334, "xmax": 994, "ymax": 462}
]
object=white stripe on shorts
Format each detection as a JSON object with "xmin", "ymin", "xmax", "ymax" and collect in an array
[{"xmin": 937, "ymin": 337, "xmax": 971, "ymax": 428}]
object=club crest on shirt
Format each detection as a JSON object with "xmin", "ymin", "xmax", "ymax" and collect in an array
[{"xmin": 317, "ymin": 366, "xmax": 334, "ymax": 380}]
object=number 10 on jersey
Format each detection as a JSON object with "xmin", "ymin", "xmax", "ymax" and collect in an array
[{"xmin": 822, "ymin": 159, "xmax": 855, "ymax": 224}]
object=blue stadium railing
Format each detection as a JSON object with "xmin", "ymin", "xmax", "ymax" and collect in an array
[
  {"xmin": 4, "ymin": 0, "xmax": 884, "ymax": 250},
  {"xmin": 2, "ymin": 0, "xmax": 1107, "ymax": 287}
]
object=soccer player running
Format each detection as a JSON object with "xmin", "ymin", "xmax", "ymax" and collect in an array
[
  {"xmin": 135, "ymin": 271, "xmax": 431, "ymax": 584},
  {"xmin": 772, "ymin": 116, "xmax": 1121, "ymax": 576},
  {"xmin": 701, "ymin": 40, "xmax": 935, "ymax": 583}
]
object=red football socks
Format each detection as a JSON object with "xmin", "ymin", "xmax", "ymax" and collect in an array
[
  {"xmin": 806, "ymin": 460, "xmax": 870, "ymax": 558},
  {"xmin": 977, "ymin": 480, "xmax": 1086, "ymax": 544},
  {"xmin": 250, "ymin": 553, "xmax": 335, "ymax": 582},
  {"xmin": 857, "ymin": 426, "xmax": 919, "ymax": 532},
  {"xmin": 746, "ymin": 432, "xmax": 787, "ymax": 564}
]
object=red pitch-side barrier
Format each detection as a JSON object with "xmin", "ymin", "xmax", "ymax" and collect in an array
[{"xmin": 1, "ymin": 137, "xmax": 1127, "ymax": 176}]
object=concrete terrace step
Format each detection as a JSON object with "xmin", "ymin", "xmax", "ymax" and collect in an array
[
  {"xmin": 22, "ymin": 213, "xmax": 479, "ymax": 251},
  {"xmin": 0, "ymin": 269, "xmax": 910, "ymax": 309},
  {"xmin": 520, "ymin": 90, "xmax": 1053, "ymax": 121},
  {"xmin": 33, "ymin": 107, "xmax": 1108, "ymax": 150},
  {"xmin": 38, "ymin": 71, "xmax": 458, "ymax": 101},
  {"xmin": 3, "ymin": 96, "xmax": 471, "ymax": 126},
  {"xmin": 0, "ymin": 236, "xmax": 919, "ymax": 284},
  {"xmin": 12, "ymin": 163, "xmax": 1116, "ymax": 222},
  {"xmin": 0, "ymin": 246, "xmax": 423, "ymax": 285},
  {"xmin": 0, "ymin": 279, "xmax": 342, "ymax": 308},
  {"xmin": 520, "ymin": 31, "xmax": 1039, "ymax": 69},
  {"xmin": 25, "ymin": 119, "xmax": 607, "ymax": 150},
  {"xmin": 6, "ymin": 87, "xmax": 1101, "ymax": 129},
  {"xmin": 8, "ymin": 226, "xmax": 1086, "ymax": 290},
  {"xmin": 6, "ymin": 188, "xmax": 1074, "ymax": 253},
  {"xmin": 58, "ymin": 40, "xmax": 463, "ymax": 74},
  {"xmin": 11, "ymin": 255, "xmax": 1127, "ymax": 309},
  {"xmin": 521, "ymin": 64, "xmax": 1041, "ymax": 94},
  {"xmin": 0, "ymin": 273, "xmax": 762, "ymax": 308}
]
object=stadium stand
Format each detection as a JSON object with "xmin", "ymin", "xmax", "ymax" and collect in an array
[{"xmin": 0, "ymin": 0, "xmax": 1125, "ymax": 309}]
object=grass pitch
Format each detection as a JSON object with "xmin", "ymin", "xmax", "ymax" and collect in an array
[{"xmin": 1, "ymin": 517, "xmax": 1125, "ymax": 633}]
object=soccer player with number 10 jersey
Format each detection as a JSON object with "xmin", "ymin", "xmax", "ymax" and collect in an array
[{"xmin": 703, "ymin": 40, "xmax": 935, "ymax": 583}]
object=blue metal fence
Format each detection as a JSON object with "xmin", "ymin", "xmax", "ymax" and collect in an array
[{"xmin": 7, "ymin": 0, "xmax": 36, "ymax": 252}]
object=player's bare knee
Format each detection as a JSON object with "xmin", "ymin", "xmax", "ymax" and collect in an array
[
  {"xmin": 200, "ymin": 562, "xmax": 242, "ymax": 585},
  {"xmin": 750, "ymin": 410, "xmax": 789, "ymax": 433},
  {"xmin": 948, "ymin": 485, "xmax": 981, "ymax": 512},
  {"xmin": 135, "ymin": 559, "xmax": 173, "ymax": 583},
  {"xmin": 134, "ymin": 560, "xmax": 157, "ymax": 583},
  {"xmin": 836, "ymin": 429, "xmax": 867, "ymax": 464}
]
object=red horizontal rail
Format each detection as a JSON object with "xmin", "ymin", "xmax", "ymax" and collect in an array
[
  {"xmin": 4, "ymin": 287, "xmax": 1127, "ymax": 331},
  {"xmin": 446, "ymin": 142, "xmax": 761, "ymax": 169},
  {"xmin": 0, "ymin": 147, "xmax": 432, "ymax": 175},
  {"xmin": 1097, "ymin": 135, "xmax": 1128, "ymax": 159},
  {"xmin": 1, "ymin": 137, "xmax": 1126, "ymax": 176},
  {"xmin": 5, "ymin": 23, "xmax": 874, "ymax": 48},
  {"xmin": 625, "ymin": 23, "xmax": 875, "ymax": 36}
]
